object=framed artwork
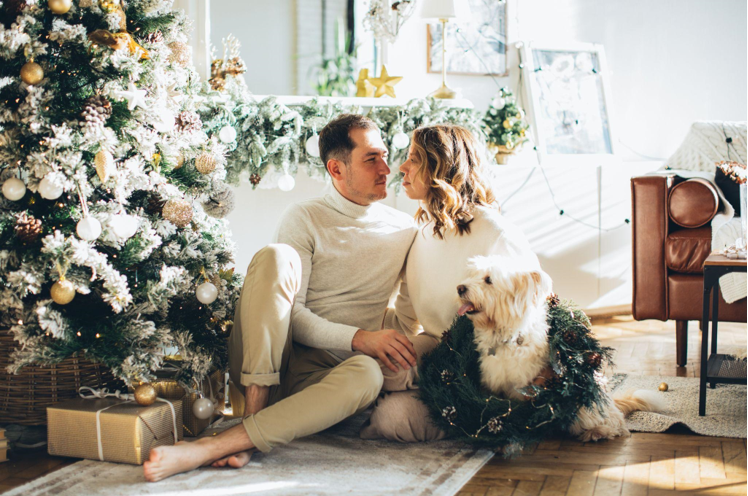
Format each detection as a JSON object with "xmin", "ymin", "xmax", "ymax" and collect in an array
[
  {"xmin": 519, "ymin": 42, "xmax": 617, "ymax": 162},
  {"xmin": 427, "ymin": 0, "xmax": 507, "ymax": 76}
]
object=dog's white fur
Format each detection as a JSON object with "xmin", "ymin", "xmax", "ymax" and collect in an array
[{"xmin": 457, "ymin": 255, "xmax": 664, "ymax": 442}]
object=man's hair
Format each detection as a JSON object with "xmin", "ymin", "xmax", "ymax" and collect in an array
[{"xmin": 318, "ymin": 114, "xmax": 379, "ymax": 171}]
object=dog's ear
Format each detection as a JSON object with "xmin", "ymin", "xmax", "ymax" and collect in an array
[
  {"xmin": 510, "ymin": 269, "xmax": 553, "ymax": 314},
  {"xmin": 529, "ymin": 269, "xmax": 553, "ymax": 303}
]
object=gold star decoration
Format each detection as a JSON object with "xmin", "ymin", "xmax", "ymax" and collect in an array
[
  {"xmin": 355, "ymin": 68, "xmax": 375, "ymax": 97},
  {"xmin": 367, "ymin": 65, "xmax": 403, "ymax": 98}
]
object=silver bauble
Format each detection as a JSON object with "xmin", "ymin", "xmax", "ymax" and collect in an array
[
  {"xmin": 305, "ymin": 135, "xmax": 320, "ymax": 157},
  {"xmin": 391, "ymin": 131, "xmax": 410, "ymax": 150},
  {"xmin": 39, "ymin": 175, "xmax": 63, "ymax": 200},
  {"xmin": 196, "ymin": 281, "xmax": 218, "ymax": 304},
  {"xmin": 192, "ymin": 397, "xmax": 214, "ymax": 420},
  {"xmin": 76, "ymin": 216, "xmax": 102, "ymax": 241}
]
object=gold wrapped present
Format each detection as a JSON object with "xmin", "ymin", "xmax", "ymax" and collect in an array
[
  {"xmin": 149, "ymin": 367, "xmax": 225, "ymax": 437},
  {"xmin": 47, "ymin": 388, "xmax": 182, "ymax": 465}
]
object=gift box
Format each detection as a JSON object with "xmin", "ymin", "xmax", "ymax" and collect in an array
[
  {"xmin": 149, "ymin": 367, "xmax": 225, "ymax": 437},
  {"xmin": 47, "ymin": 394, "xmax": 182, "ymax": 465}
]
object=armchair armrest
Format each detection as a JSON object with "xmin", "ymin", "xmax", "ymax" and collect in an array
[{"xmin": 631, "ymin": 175, "xmax": 673, "ymax": 321}]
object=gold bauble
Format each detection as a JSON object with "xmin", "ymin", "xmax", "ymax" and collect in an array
[
  {"xmin": 48, "ymin": 0, "xmax": 72, "ymax": 14},
  {"xmin": 94, "ymin": 149, "xmax": 114, "ymax": 183},
  {"xmin": 173, "ymin": 153, "xmax": 185, "ymax": 170},
  {"xmin": 168, "ymin": 41, "xmax": 191, "ymax": 67},
  {"xmin": 195, "ymin": 153, "xmax": 216, "ymax": 174},
  {"xmin": 134, "ymin": 383, "xmax": 157, "ymax": 406},
  {"xmin": 658, "ymin": 382, "xmax": 669, "ymax": 392},
  {"xmin": 162, "ymin": 198, "xmax": 193, "ymax": 227},
  {"xmin": 98, "ymin": 0, "xmax": 120, "ymax": 13},
  {"xmin": 51, "ymin": 279, "xmax": 75, "ymax": 305},
  {"xmin": 20, "ymin": 61, "xmax": 44, "ymax": 85}
]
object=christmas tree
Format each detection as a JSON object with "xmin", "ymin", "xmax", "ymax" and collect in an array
[{"xmin": 0, "ymin": 0, "xmax": 242, "ymax": 387}]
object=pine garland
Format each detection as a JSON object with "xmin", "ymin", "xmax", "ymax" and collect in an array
[{"xmin": 418, "ymin": 297, "xmax": 613, "ymax": 456}]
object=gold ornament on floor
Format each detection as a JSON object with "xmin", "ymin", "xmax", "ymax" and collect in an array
[
  {"xmin": 367, "ymin": 65, "xmax": 403, "ymax": 98},
  {"xmin": 195, "ymin": 153, "xmax": 216, "ymax": 174},
  {"xmin": 355, "ymin": 69, "xmax": 375, "ymax": 97},
  {"xmin": 51, "ymin": 278, "xmax": 75, "ymax": 305},
  {"xmin": 658, "ymin": 382, "xmax": 669, "ymax": 392},
  {"xmin": 162, "ymin": 198, "xmax": 193, "ymax": 227},
  {"xmin": 48, "ymin": 0, "xmax": 72, "ymax": 14},
  {"xmin": 168, "ymin": 41, "xmax": 191, "ymax": 67},
  {"xmin": 94, "ymin": 148, "xmax": 114, "ymax": 183},
  {"xmin": 134, "ymin": 383, "xmax": 158, "ymax": 406},
  {"xmin": 20, "ymin": 61, "xmax": 44, "ymax": 85}
]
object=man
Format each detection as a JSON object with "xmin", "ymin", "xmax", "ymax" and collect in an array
[{"xmin": 144, "ymin": 114, "xmax": 420, "ymax": 482}]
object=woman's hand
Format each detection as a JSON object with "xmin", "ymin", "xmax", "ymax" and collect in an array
[{"xmin": 352, "ymin": 329, "xmax": 417, "ymax": 373}]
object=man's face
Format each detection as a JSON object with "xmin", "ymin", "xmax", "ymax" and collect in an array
[{"xmin": 335, "ymin": 127, "xmax": 390, "ymax": 205}]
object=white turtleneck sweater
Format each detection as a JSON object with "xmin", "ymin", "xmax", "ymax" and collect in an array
[
  {"xmin": 385, "ymin": 205, "xmax": 540, "ymax": 340},
  {"xmin": 275, "ymin": 186, "xmax": 416, "ymax": 361}
]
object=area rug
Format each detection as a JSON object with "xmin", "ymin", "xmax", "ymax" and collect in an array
[
  {"xmin": 611, "ymin": 373, "xmax": 747, "ymax": 438},
  {"xmin": 5, "ymin": 413, "xmax": 492, "ymax": 496}
]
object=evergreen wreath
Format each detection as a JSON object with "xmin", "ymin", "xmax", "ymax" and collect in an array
[{"xmin": 418, "ymin": 295, "xmax": 614, "ymax": 456}]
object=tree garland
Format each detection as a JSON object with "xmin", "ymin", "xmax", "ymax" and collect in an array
[{"xmin": 418, "ymin": 296, "xmax": 614, "ymax": 456}]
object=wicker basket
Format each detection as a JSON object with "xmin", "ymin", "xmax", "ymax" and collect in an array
[{"xmin": 0, "ymin": 329, "xmax": 124, "ymax": 425}]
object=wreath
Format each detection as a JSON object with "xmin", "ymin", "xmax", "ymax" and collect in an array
[{"xmin": 418, "ymin": 295, "xmax": 614, "ymax": 456}]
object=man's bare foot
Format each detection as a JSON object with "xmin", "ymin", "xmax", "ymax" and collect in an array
[
  {"xmin": 210, "ymin": 449, "xmax": 255, "ymax": 468},
  {"xmin": 144, "ymin": 440, "xmax": 216, "ymax": 482}
]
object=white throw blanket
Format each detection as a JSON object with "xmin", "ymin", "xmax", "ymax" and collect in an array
[{"xmin": 649, "ymin": 170, "xmax": 746, "ymax": 303}]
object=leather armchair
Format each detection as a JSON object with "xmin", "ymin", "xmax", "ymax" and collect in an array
[{"xmin": 631, "ymin": 174, "xmax": 746, "ymax": 367}]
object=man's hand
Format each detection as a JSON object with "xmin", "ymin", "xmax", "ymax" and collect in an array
[{"xmin": 352, "ymin": 329, "xmax": 417, "ymax": 373}]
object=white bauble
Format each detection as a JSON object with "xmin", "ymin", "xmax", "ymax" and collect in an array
[
  {"xmin": 39, "ymin": 175, "xmax": 63, "ymax": 200},
  {"xmin": 192, "ymin": 397, "xmax": 214, "ymax": 420},
  {"xmin": 110, "ymin": 214, "xmax": 139, "ymax": 240},
  {"xmin": 218, "ymin": 125, "xmax": 237, "ymax": 143},
  {"xmin": 392, "ymin": 132, "xmax": 410, "ymax": 150},
  {"xmin": 153, "ymin": 108, "xmax": 176, "ymax": 133},
  {"xmin": 76, "ymin": 216, "xmax": 102, "ymax": 241},
  {"xmin": 278, "ymin": 173, "xmax": 295, "ymax": 192},
  {"xmin": 305, "ymin": 135, "xmax": 320, "ymax": 157},
  {"xmin": 196, "ymin": 281, "xmax": 218, "ymax": 304},
  {"xmin": 492, "ymin": 97, "xmax": 506, "ymax": 110},
  {"xmin": 2, "ymin": 177, "xmax": 26, "ymax": 201}
]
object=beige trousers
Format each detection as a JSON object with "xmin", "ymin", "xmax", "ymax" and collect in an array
[
  {"xmin": 228, "ymin": 244, "xmax": 383, "ymax": 453},
  {"xmin": 360, "ymin": 333, "xmax": 447, "ymax": 443}
]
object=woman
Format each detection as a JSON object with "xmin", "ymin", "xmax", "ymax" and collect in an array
[{"xmin": 361, "ymin": 124, "xmax": 542, "ymax": 442}]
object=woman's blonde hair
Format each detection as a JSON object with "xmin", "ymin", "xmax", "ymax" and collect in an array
[{"xmin": 409, "ymin": 124, "xmax": 496, "ymax": 239}]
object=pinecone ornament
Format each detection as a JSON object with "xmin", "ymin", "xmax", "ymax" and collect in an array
[
  {"xmin": 142, "ymin": 30, "xmax": 164, "ymax": 44},
  {"xmin": 80, "ymin": 95, "xmax": 112, "ymax": 128},
  {"xmin": 249, "ymin": 173, "xmax": 261, "ymax": 186},
  {"xmin": 547, "ymin": 293, "xmax": 560, "ymax": 308},
  {"xmin": 145, "ymin": 193, "xmax": 167, "ymax": 215},
  {"xmin": 175, "ymin": 111, "xmax": 202, "ymax": 133},
  {"xmin": 441, "ymin": 406, "xmax": 457, "ymax": 423},
  {"xmin": 562, "ymin": 330, "xmax": 578, "ymax": 345},
  {"xmin": 15, "ymin": 212, "xmax": 42, "ymax": 243},
  {"xmin": 487, "ymin": 416, "xmax": 503, "ymax": 434},
  {"xmin": 586, "ymin": 352, "xmax": 602, "ymax": 369}
]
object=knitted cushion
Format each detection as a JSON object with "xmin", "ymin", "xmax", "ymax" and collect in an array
[{"xmin": 666, "ymin": 121, "xmax": 747, "ymax": 173}]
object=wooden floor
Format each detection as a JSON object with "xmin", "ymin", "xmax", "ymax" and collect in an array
[
  {"xmin": 459, "ymin": 316, "xmax": 747, "ymax": 496},
  {"xmin": 0, "ymin": 316, "xmax": 745, "ymax": 495}
]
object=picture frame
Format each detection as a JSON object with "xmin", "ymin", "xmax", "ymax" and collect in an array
[
  {"xmin": 427, "ymin": 0, "xmax": 508, "ymax": 77},
  {"xmin": 519, "ymin": 41, "xmax": 618, "ymax": 164}
]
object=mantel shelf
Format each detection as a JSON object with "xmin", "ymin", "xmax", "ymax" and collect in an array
[{"xmin": 249, "ymin": 95, "xmax": 474, "ymax": 109}]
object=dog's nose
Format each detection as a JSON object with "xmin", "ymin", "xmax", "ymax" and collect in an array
[{"xmin": 457, "ymin": 285, "xmax": 467, "ymax": 296}]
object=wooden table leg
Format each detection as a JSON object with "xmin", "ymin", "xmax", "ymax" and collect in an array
[
  {"xmin": 699, "ymin": 282, "xmax": 711, "ymax": 417},
  {"xmin": 710, "ymin": 285, "xmax": 719, "ymax": 389}
]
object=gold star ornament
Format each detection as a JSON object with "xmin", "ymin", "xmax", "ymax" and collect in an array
[{"xmin": 367, "ymin": 65, "xmax": 403, "ymax": 98}]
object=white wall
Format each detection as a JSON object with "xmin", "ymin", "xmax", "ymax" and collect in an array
[{"xmin": 207, "ymin": 0, "xmax": 746, "ymax": 309}]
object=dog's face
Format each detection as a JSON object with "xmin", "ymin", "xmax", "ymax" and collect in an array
[{"xmin": 456, "ymin": 256, "xmax": 553, "ymax": 334}]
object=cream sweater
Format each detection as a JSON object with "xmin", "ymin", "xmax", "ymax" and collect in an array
[
  {"xmin": 384, "ymin": 205, "xmax": 540, "ymax": 340},
  {"xmin": 276, "ymin": 186, "xmax": 416, "ymax": 361}
]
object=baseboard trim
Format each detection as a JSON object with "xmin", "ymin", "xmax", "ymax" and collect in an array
[{"xmin": 583, "ymin": 304, "xmax": 632, "ymax": 319}]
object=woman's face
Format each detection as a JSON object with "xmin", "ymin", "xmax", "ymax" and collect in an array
[{"xmin": 399, "ymin": 144, "xmax": 429, "ymax": 200}]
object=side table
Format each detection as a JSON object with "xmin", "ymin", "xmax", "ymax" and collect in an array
[{"xmin": 699, "ymin": 253, "xmax": 747, "ymax": 416}]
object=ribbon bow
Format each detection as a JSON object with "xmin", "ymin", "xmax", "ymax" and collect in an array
[{"xmin": 79, "ymin": 386, "xmax": 134, "ymax": 401}]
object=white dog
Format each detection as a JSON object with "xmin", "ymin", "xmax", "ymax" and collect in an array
[{"xmin": 456, "ymin": 255, "xmax": 663, "ymax": 442}]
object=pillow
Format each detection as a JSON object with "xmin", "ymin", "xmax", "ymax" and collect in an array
[{"xmin": 715, "ymin": 166, "xmax": 741, "ymax": 216}]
